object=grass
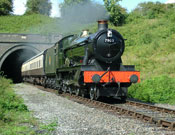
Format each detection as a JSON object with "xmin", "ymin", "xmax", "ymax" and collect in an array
[
  {"xmin": 0, "ymin": 14, "xmax": 50, "ymax": 33},
  {"xmin": 115, "ymin": 16, "xmax": 175, "ymax": 104},
  {"xmin": 0, "ymin": 14, "xmax": 94, "ymax": 35},
  {"xmin": 0, "ymin": 76, "xmax": 57, "ymax": 134},
  {"xmin": 116, "ymin": 16, "xmax": 175, "ymax": 78}
]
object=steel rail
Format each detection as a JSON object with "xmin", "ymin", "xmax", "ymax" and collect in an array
[
  {"xmin": 63, "ymin": 94, "xmax": 175, "ymax": 131},
  {"xmin": 30, "ymin": 84, "xmax": 175, "ymax": 131},
  {"xmin": 126, "ymin": 100, "xmax": 175, "ymax": 115}
]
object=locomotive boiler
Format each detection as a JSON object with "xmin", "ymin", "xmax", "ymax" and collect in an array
[{"xmin": 22, "ymin": 20, "xmax": 140, "ymax": 101}]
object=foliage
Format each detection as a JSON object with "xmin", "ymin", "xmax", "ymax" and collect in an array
[
  {"xmin": 0, "ymin": 77, "xmax": 31, "ymax": 134},
  {"xmin": 0, "ymin": 77, "xmax": 58, "ymax": 134},
  {"xmin": 117, "ymin": 3, "xmax": 175, "ymax": 48},
  {"xmin": 128, "ymin": 76, "xmax": 175, "ymax": 104},
  {"xmin": 25, "ymin": 0, "xmax": 52, "ymax": 16},
  {"xmin": 131, "ymin": 2, "xmax": 175, "ymax": 19},
  {"xmin": 0, "ymin": 77, "xmax": 28, "ymax": 121},
  {"xmin": 0, "ymin": 0, "xmax": 13, "ymax": 16},
  {"xmin": 115, "ymin": 3, "xmax": 175, "ymax": 104},
  {"xmin": 164, "ymin": 4, "xmax": 175, "ymax": 22},
  {"xmin": 103, "ymin": 0, "xmax": 127, "ymax": 26},
  {"xmin": 118, "ymin": 16, "xmax": 175, "ymax": 79},
  {"xmin": 40, "ymin": 120, "xmax": 58, "ymax": 132},
  {"xmin": 125, "ymin": 3, "xmax": 175, "ymax": 24}
]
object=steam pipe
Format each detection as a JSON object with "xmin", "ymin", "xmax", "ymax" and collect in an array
[
  {"xmin": 98, "ymin": 20, "xmax": 108, "ymax": 31},
  {"xmin": 83, "ymin": 47, "xmax": 88, "ymax": 65}
]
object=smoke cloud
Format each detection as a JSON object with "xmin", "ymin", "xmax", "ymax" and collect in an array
[
  {"xmin": 20, "ymin": 1, "xmax": 109, "ymax": 35},
  {"xmin": 59, "ymin": 1, "xmax": 109, "ymax": 34}
]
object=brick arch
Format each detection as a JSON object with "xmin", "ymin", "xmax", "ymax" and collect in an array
[
  {"xmin": 0, "ymin": 45, "xmax": 40, "ymax": 82},
  {"xmin": 0, "ymin": 44, "xmax": 40, "ymax": 70}
]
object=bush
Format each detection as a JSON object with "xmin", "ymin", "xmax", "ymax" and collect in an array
[
  {"xmin": 133, "ymin": 2, "xmax": 166, "ymax": 19},
  {"xmin": 0, "ymin": 77, "xmax": 28, "ymax": 121},
  {"xmin": 164, "ymin": 9, "xmax": 175, "ymax": 22},
  {"xmin": 140, "ymin": 32, "xmax": 153, "ymax": 44},
  {"xmin": 0, "ymin": 76, "xmax": 57, "ymax": 135},
  {"xmin": 125, "ymin": 12, "xmax": 143, "ymax": 24},
  {"xmin": 128, "ymin": 75, "xmax": 175, "ymax": 104}
]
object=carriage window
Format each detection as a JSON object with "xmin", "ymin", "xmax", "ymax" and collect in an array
[
  {"xmin": 54, "ymin": 45, "xmax": 57, "ymax": 55},
  {"xmin": 39, "ymin": 60, "xmax": 40, "ymax": 67}
]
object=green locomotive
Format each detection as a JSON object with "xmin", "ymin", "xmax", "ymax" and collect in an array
[{"xmin": 22, "ymin": 20, "xmax": 140, "ymax": 100}]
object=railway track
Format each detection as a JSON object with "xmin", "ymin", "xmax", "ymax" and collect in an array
[{"xmin": 31, "ymin": 84, "xmax": 175, "ymax": 131}]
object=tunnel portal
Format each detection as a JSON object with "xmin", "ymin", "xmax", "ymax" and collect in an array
[
  {"xmin": 0, "ymin": 33, "xmax": 62, "ymax": 83},
  {"xmin": 1, "ymin": 48, "xmax": 39, "ymax": 83}
]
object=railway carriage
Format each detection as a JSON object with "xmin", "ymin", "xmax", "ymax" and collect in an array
[
  {"xmin": 22, "ymin": 20, "xmax": 140, "ymax": 101},
  {"xmin": 22, "ymin": 52, "xmax": 45, "ymax": 85}
]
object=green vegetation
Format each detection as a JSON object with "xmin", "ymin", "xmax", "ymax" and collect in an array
[
  {"xmin": 25, "ymin": 0, "xmax": 52, "ymax": 16},
  {"xmin": 0, "ymin": 76, "xmax": 57, "ymax": 134},
  {"xmin": 0, "ymin": 76, "xmax": 32, "ymax": 134},
  {"xmin": 103, "ymin": 0, "xmax": 127, "ymax": 26},
  {"xmin": 0, "ymin": 0, "xmax": 13, "ymax": 16},
  {"xmin": 117, "ymin": 2, "xmax": 175, "ymax": 104},
  {"xmin": 128, "ymin": 76, "xmax": 175, "ymax": 104},
  {"xmin": 0, "ymin": 14, "xmax": 58, "ymax": 34},
  {"xmin": 119, "ymin": 15, "xmax": 175, "ymax": 79},
  {"xmin": 40, "ymin": 121, "xmax": 58, "ymax": 132}
]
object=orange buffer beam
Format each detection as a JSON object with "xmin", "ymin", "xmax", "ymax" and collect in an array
[{"xmin": 84, "ymin": 71, "xmax": 140, "ymax": 83}]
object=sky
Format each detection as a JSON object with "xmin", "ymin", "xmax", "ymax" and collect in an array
[
  {"xmin": 13, "ymin": 0, "xmax": 175, "ymax": 17},
  {"xmin": 13, "ymin": 0, "xmax": 60, "ymax": 17},
  {"xmin": 119, "ymin": 0, "xmax": 167, "ymax": 12}
]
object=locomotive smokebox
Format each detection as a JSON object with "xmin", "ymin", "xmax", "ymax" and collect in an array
[{"xmin": 98, "ymin": 20, "xmax": 108, "ymax": 31}]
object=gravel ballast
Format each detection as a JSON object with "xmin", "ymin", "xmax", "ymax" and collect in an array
[{"xmin": 14, "ymin": 83, "xmax": 175, "ymax": 135}]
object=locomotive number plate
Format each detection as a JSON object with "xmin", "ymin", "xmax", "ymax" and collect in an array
[{"xmin": 105, "ymin": 38, "xmax": 115, "ymax": 43}]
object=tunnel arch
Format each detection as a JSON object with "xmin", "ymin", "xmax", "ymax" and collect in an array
[{"xmin": 0, "ymin": 45, "xmax": 40, "ymax": 83}]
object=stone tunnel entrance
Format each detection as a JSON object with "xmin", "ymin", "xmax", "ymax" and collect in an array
[{"xmin": 0, "ymin": 46, "xmax": 40, "ymax": 83}]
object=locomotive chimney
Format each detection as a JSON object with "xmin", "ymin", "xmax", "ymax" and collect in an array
[{"xmin": 98, "ymin": 20, "xmax": 108, "ymax": 31}]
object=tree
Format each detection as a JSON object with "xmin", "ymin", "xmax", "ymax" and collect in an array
[
  {"xmin": 0, "ymin": 0, "xmax": 13, "ymax": 16},
  {"xmin": 25, "ymin": 0, "xmax": 52, "ymax": 16},
  {"xmin": 134, "ymin": 2, "xmax": 166, "ymax": 19},
  {"xmin": 103, "ymin": 0, "xmax": 127, "ymax": 26}
]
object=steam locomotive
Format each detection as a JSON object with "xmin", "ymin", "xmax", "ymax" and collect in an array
[{"xmin": 22, "ymin": 20, "xmax": 140, "ymax": 100}]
